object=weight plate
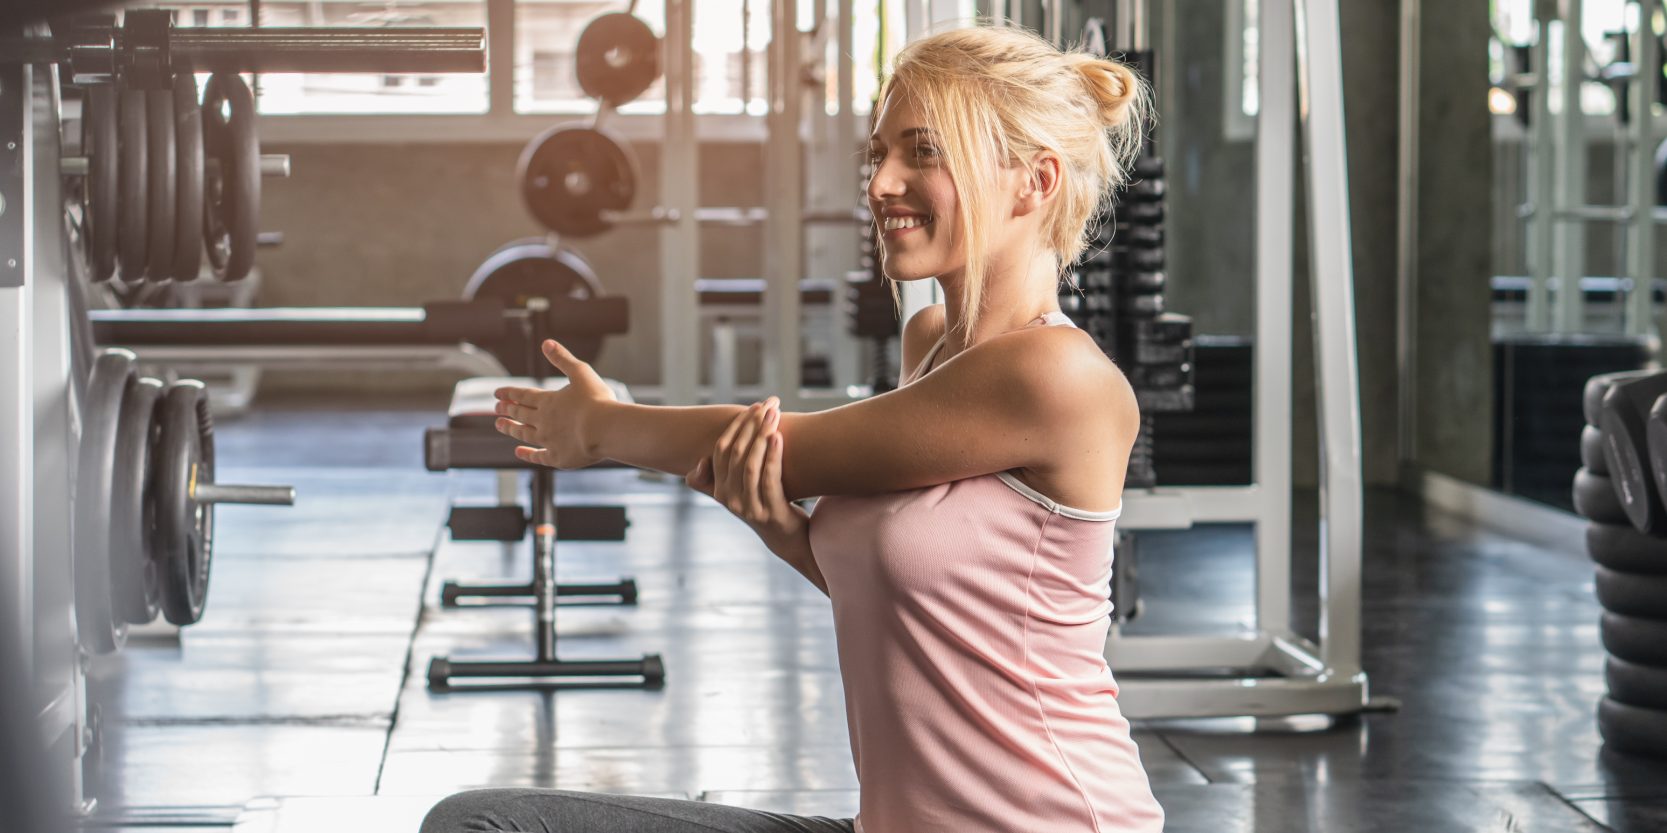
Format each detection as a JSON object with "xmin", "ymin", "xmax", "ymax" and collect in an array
[
  {"xmin": 84, "ymin": 84, "xmax": 119, "ymax": 283},
  {"xmin": 1595, "ymin": 564, "xmax": 1667, "ymax": 619},
  {"xmin": 1607, "ymin": 656, "xmax": 1667, "ymax": 710},
  {"xmin": 117, "ymin": 86, "xmax": 148, "ymax": 281},
  {"xmin": 201, "ymin": 73, "xmax": 260, "ymax": 282},
  {"xmin": 155, "ymin": 380, "xmax": 217, "ymax": 626},
  {"xmin": 1583, "ymin": 424, "xmax": 1609, "ymax": 475},
  {"xmin": 1600, "ymin": 387, "xmax": 1665, "ymax": 534},
  {"xmin": 1588, "ymin": 522, "xmax": 1667, "ymax": 575},
  {"xmin": 74, "ymin": 349, "xmax": 136, "ymax": 654},
  {"xmin": 575, "ymin": 13, "xmax": 662, "ymax": 108},
  {"xmin": 144, "ymin": 88, "xmax": 176, "ymax": 282},
  {"xmin": 172, "ymin": 72, "xmax": 205, "ymax": 282},
  {"xmin": 518, "ymin": 124, "xmax": 636, "ymax": 238},
  {"xmin": 1598, "ymin": 696, "xmax": 1667, "ymax": 760},
  {"xmin": 1586, "ymin": 370, "xmax": 1651, "ymax": 427},
  {"xmin": 111, "ymin": 377, "xmax": 164, "ymax": 625},
  {"xmin": 1602, "ymin": 611, "xmax": 1667, "ymax": 666},
  {"xmin": 1574, "ymin": 467, "xmax": 1629, "ymax": 525},
  {"xmin": 463, "ymin": 240, "xmax": 606, "ymax": 373}
]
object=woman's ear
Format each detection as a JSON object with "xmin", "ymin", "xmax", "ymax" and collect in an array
[{"xmin": 1014, "ymin": 154, "xmax": 1061, "ymax": 217}]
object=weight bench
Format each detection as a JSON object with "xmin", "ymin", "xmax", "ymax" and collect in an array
[{"xmin": 423, "ymin": 375, "xmax": 664, "ymax": 691}]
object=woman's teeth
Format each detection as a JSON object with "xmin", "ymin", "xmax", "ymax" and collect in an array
[{"xmin": 883, "ymin": 216, "xmax": 930, "ymax": 231}]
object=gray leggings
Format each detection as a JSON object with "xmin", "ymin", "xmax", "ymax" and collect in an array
[{"xmin": 420, "ymin": 789, "xmax": 856, "ymax": 833}]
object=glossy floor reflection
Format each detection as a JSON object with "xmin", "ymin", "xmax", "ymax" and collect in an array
[{"xmin": 82, "ymin": 397, "xmax": 1667, "ymax": 832}]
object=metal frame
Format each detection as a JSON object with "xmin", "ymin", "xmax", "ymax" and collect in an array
[
  {"xmin": 4, "ymin": 59, "xmax": 94, "ymax": 813},
  {"xmin": 1103, "ymin": 0, "xmax": 1370, "ymax": 718}
]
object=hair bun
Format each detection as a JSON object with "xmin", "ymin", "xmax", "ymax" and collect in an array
[{"xmin": 1074, "ymin": 57, "xmax": 1140, "ymax": 129}]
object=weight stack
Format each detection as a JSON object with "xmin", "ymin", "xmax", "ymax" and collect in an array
[
  {"xmin": 1578, "ymin": 369, "xmax": 1667, "ymax": 760},
  {"xmin": 1494, "ymin": 335, "xmax": 1648, "ymax": 511},
  {"xmin": 1064, "ymin": 148, "xmax": 1195, "ymax": 487},
  {"xmin": 1152, "ymin": 337, "xmax": 1253, "ymax": 486},
  {"xmin": 850, "ymin": 164, "xmax": 898, "ymax": 392}
]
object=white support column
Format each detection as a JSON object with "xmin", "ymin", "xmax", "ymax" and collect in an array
[
  {"xmin": 1293, "ymin": 0, "xmax": 1365, "ymax": 678},
  {"xmin": 763, "ymin": 0, "xmax": 806, "ymax": 407},
  {"xmin": 1624, "ymin": 0, "xmax": 1659, "ymax": 337},
  {"xmin": 0, "ymin": 63, "xmax": 35, "ymax": 705},
  {"xmin": 660, "ymin": 0, "xmax": 700, "ymax": 405},
  {"xmin": 1395, "ymin": 0, "xmax": 1420, "ymax": 469},
  {"xmin": 1254, "ymin": 0, "xmax": 1295, "ymax": 639},
  {"xmin": 1552, "ymin": 0, "xmax": 1585, "ymax": 334}
]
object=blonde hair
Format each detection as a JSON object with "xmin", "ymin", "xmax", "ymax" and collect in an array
[{"xmin": 877, "ymin": 24, "xmax": 1149, "ymax": 339}]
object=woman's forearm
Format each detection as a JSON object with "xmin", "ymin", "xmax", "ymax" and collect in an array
[{"xmin": 583, "ymin": 400, "xmax": 748, "ymax": 474}]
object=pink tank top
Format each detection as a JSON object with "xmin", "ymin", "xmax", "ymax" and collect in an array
[{"xmin": 810, "ymin": 311, "xmax": 1164, "ymax": 833}]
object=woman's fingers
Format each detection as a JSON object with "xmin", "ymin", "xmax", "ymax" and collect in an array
[
  {"xmin": 495, "ymin": 417, "xmax": 532, "ymax": 443},
  {"xmin": 494, "ymin": 386, "xmax": 544, "ymax": 407},
  {"xmin": 742, "ymin": 406, "xmax": 777, "ymax": 520},
  {"xmin": 712, "ymin": 405, "xmax": 753, "ymax": 486},
  {"xmin": 762, "ymin": 431, "xmax": 788, "ymax": 511},
  {"xmin": 726, "ymin": 406, "xmax": 766, "ymax": 499},
  {"xmin": 685, "ymin": 457, "xmax": 714, "ymax": 496},
  {"xmin": 494, "ymin": 399, "xmax": 536, "ymax": 423}
]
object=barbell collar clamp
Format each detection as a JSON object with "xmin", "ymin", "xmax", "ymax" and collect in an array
[
  {"xmin": 63, "ymin": 154, "xmax": 291, "ymax": 178},
  {"xmin": 192, "ymin": 482, "xmax": 296, "ymax": 506}
]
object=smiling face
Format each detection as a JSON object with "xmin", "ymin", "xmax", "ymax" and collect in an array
[{"xmin": 865, "ymin": 92, "xmax": 965, "ymax": 283}]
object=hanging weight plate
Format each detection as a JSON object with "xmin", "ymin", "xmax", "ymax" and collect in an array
[
  {"xmin": 74, "ymin": 349, "xmax": 136, "ymax": 654},
  {"xmin": 84, "ymin": 84, "xmax": 119, "ymax": 283},
  {"xmin": 172, "ymin": 71, "xmax": 204, "ymax": 281},
  {"xmin": 111, "ymin": 377, "xmax": 164, "ymax": 625},
  {"xmin": 575, "ymin": 13, "xmax": 662, "ymax": 108},
  {"xmin": 145, "ymin": 88, "xmax": 177, "ymax": 282},
  {"xmin": 154, "ymin": 380, "xmax": 217, "ymax": 626},
  {"xmin": 517, "ymin": 125, "xmax": 636, "ymax": 238},
  {"xmin": 201, "ymin": 73, "xmax": 260, "ymax": 282},
  {"xmin": 117, "ymin": 86, "xmax": 148, "ymax": 281},
  {"xmin": 463, "ymin": 239, "xmax": 606, "ymax": 372}
]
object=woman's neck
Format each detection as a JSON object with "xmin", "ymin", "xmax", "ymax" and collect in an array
[{"xmin": 936, "ymin": 247, "xmax": 1063, "ymax": 357}]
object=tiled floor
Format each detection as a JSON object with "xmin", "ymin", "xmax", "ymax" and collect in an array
[{"xmin": 78, "ymin": 396, "xmax": 1667, "ymax": 831}]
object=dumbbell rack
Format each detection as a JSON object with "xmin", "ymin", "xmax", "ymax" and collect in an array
[{"xmin": 0, "ymin": 14, "xmax": 485, "ymax": 819}]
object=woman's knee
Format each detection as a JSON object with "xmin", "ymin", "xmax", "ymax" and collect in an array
[{"xmin": 420, "ymin": 789, "xmax": 521, "ymax": 833}]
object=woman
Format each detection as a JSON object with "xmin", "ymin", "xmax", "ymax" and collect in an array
[{"xmin": 422, "ymin": 23, "xmax": 1163, "ymax": 833}]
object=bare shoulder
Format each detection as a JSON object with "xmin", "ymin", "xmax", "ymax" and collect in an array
[
  {"xmin": 899, "ymin": 304, "xmax": 947, "ymax": 382},
  {"xmin": 990, "ymin": 326, "xmax": 1139, "ymax": 439}
]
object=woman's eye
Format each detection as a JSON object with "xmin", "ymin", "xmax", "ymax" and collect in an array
[{"xmin": 914, "ymin": 145, "xmax": 939, "ymax": 161}]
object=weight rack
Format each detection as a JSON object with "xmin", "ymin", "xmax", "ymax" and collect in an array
[{"xmin": 1, "ymin": 12, "xmax": 485, "ymax": 820}]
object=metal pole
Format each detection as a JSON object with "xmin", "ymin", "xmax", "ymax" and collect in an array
[
  {"xmin": 485, "ymin": 0, "xmax": 514, "ymax": 116},
  {"xmin": 660, "ymin": 0, "xmax": 699, "ymax": 405},
  {"xmin": 1553, "ymin": 0, "xmax": 1586, "ymax": 333},
  {"xmin": 1624, "ymin": 0, "xmax": 1659, "ymax": 337},
  {"xmin": 1294, "ymin": 0, "xmax": 1365, "ymax": 680},
  {"xmin": 763, "ymin": 0, "xmax": 805, "ymax": 405},
  {"xmin": 1527, "ymin": 4, "xmax": 1558, "ymax": 331},
  {"xmin": 1396, "ymin": 0, "xmax": 1420, "ymax": 469},
  {"xmin": 1254, "ymin": 0, "xmax": 1295, "ymax": 643}
]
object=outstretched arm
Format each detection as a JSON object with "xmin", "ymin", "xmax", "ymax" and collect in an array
[{"xmin": 495, "ymin": 325, "xmax": 1133, "ymax": 501}]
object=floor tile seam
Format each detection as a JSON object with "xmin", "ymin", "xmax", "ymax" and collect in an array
[
  {"xmin": 1545, "ymin": 782, "xmax": 1622, "ymax": 833},
  {"xmin": 1145, "ymin": 731, "xmax": 1214, "ymax": 785},
  {"xmin": 375, "ymin": 522, "xmax": 448, "ymax": 796},
  {"xmin": 116, "ymin": 715, "xmax": 392, "ymax": 728}
]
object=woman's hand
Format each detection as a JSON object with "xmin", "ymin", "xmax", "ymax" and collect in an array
[
  {"xmin": 492, "ymin": 339, "xmax": 618, "ymax": 469},
  {"xmin": 687, "ymin": 397, "xmax": 810, "ymax": 552}
]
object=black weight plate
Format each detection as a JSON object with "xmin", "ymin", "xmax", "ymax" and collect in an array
[
  {"xmin": 1586, "ymin": 370, "xmax": 1651, "ymax": 426},
  {"xmin": 1607, "ymin": 656, "xmax": 1667, "ymax": 710},
  {"xmin": 518, "ymin": 124, "xmax": 636, "ymax": 238},
  {"xmin": 1601, "ymin": 385, "xmax": 1665, "ymax": 533},
  {"xmin": 111, "ymin": 376, "xmax": 163, "ymax": 625},
  {"xmin": 155, "ymin": 380, "xmax": 217, "ymax": 626},
  {"xmin": 1647, "ymin": 395, "xmax": 1667, "ymax": 538},
  {"xmin": 117, "ymin": 86, "xmax": 148, "ymax": 280},
  {"xmin": 1574, "ymin": 467, "xmax": 1629, "ymax": 524},
  {"xmin": 1583, "ymin": 424, "xmax": 1610, "ymax": 475},
  {"xmin": 1603, "ymin": 612, "xmax": 1667, "ymax": 666},
  {"xmin": 1595, "ymin": 564, "xmax": 1667, "ymax": 619},
  {"xmin": 84, "ymin": 84, "xmax": 119, "ymax": 283},
  {"xmin": 144, "ymin": 88, "xmax": 176, "ymax": 282},
  {"xmin": 1588, "ymin": 522, "xmax": 1667, "ymax": 575},
  {"xmin": 171, "ymin": 72, "xmax": 204, "ymax": 282},
  {"xmin": 201, "ymin": 73, "xmax": 260, "ymax": 282},
  {"xmin": 463, "ymin": 240, "xmax": 606, "ymax": 373},
  {"xmin": 1598, "ymin": 696, "xmax": 1667, "ymax": 760},
  {"xmin": 575, "ymin": 12, "xmax": 662, "ymax": 107},
  {"xmin": 74, "ymin": 349, "xmax": 135, "ymax": 654}
]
